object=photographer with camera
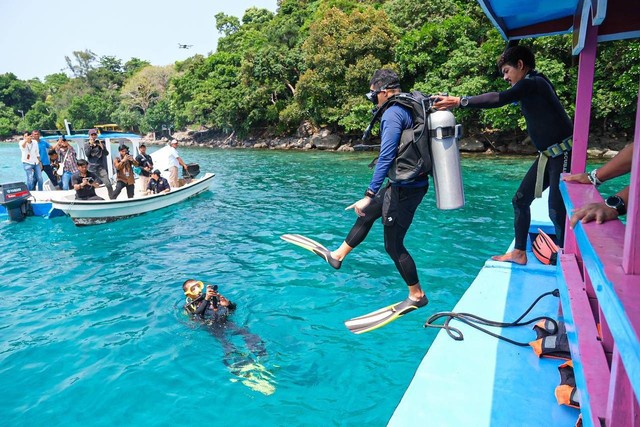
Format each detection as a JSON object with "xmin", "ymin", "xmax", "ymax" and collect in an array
[
  {"xmin": 84, "ymin": 129, "xmax": 114, "ymax": 199},
  {"xmin": 183, "ymin": 280, "xmax": 237, "ymax": 323},
  {"xmin": 135, "ymin": 143, "xmax": 154, "ymax": 193},
  {"xmin": 181, "ymin": 279, "xmax": 272, "ymax": 394},
  {"xmin": 72, "ymin": 159, "xmax": 103, "ymax": 200},
  {"xmin": 111, "ymin": 144, "xmax": 139, "ymax": 199}
]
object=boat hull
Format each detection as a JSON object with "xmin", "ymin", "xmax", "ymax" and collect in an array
[{"xmin": 50, "ymin": 173, "xmax": 215, "ymax": 226}]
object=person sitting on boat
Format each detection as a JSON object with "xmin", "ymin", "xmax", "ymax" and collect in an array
[
  {"xmin": 146, "ymin": 169, "xmax": 171, "ymax": 195},
  {"xmin": 84, "ymin": 129, "xmax": 114, "ymax": 199},
  {"xmin": 135, "ymin": 143, "xmax": 154, "ymax": 193},
  {"xmin": 53, "ymin": 136, "xmax": 79, "ymax": 191},
  {"xmin": 433, "ymin": 45, "xmax": 573, "ymax": 265},
  {"xmin": 72, "ymin": 159, "xmax": 103, "ymax": 200},
  {"xmin": 183, "ymin": 280, "xmax": 237, "ymax": 324},
  {"xmin": 563, "ymin": 143, "xmax": 633, "ymax": 226},
  {"xmin": 111, "ymin": 144, "xmax": 139, "ymax": 200},
  {"xmin": 167, "ymin": 140, "xmax": 189, "ymax": 188}
]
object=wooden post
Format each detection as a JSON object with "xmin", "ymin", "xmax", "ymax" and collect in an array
[
  {"xmin": 622, "ymin": 83, "xmax": 640, "ymax": 274},
  {"xmin": 564, "ymin": 20, "xmax": 598, "ymax": 254}
]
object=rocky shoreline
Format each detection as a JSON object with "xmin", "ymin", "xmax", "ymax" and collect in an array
[
  {"xmin": 3, "ymin": 127, "xmax": 631, "ymax": 159},
  {"xmin": 143, "ymin": 127, "xmax": 631, "ymax": 159}
]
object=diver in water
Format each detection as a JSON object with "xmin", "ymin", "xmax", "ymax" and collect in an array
[
  {"xmin": 182, "ymin": 279, "xmax": 274, "ymax": 394},
  {"xmin": 183, "ymin": 280, "xmax": 237, "ymax": 322}
]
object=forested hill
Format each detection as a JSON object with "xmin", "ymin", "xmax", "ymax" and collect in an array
[{"xmin": 1, "ymin": 0, "xmax": 638, "ymax": 145}]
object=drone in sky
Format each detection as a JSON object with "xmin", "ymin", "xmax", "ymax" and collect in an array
[{"xmin": 178, "ymin": 44, "xmax": 193, "ymax": 49}]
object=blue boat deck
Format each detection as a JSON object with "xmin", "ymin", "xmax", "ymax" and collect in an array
[{"xmin": 389, "ymin": 193, "xmax": 580, "ymax": 426}]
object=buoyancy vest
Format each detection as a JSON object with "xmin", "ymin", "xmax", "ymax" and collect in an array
[
  {"xmin": 364, "ymin": 91, "xmax": 433, "ymax": 184},
  {"xmin": 555, "ymin": 360, "xmax": 581, "ymax": 408},
  {"xmin": 530, "ymin": 319, "xmax": 571, "ymax": 359}
]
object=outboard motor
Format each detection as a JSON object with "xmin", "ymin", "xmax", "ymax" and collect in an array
[
  {"xmin": 428, "ymin": 110, "xmax": 464, "ymax": 210},
  {"xmin": 0, "ymin": 182, "xmax": 31, "ymax": 222},
  {"xmin": 183, "ymin": 163, "xmax": 200, "ymax": 179}
]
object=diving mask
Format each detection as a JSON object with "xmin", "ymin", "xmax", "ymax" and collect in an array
[{"xmin": 185, "ymin": 280, "xmax": 204, "ymax": 298}]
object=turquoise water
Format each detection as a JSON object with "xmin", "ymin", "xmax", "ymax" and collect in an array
[{"xmin": 0, "ymin": 144, "xmax": 613, "ymax": 426}]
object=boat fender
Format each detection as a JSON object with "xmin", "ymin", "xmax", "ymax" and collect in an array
[
  {"xmin": 529, "ymin": 319, "xmax": 571, "ymax": 359},
  {"xmin": 555, "ymin": 360, "xmax": 581, "ymax": 408},
  {"xmin": 532, "ymin": 228, "xmax": 559, "ymax": 265},
  {"xmin": 428, "ymin": 109, "xmax": 465, "ymax": 210}
]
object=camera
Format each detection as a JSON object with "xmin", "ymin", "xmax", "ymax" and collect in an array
[{"xmin": 85, "ymin": 177, "xmax": 94, "ymax": 184}]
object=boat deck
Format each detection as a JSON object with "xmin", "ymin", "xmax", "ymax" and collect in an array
[
  {"xmin": 389, "ymin": 192, "xmax": 580, "ymax": 426},
  {"xmin": 389, "ymin": 258, "xmax": 579, "ymax": 426}
]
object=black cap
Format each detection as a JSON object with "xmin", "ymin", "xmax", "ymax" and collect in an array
[{"xmin": 152, "ymin": 169, "xmax": 161, "ymax": 176}]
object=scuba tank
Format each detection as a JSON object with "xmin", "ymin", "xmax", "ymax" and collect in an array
[{"xmin": 427, "ymin": 109, "xmax": 464, "ymax": 210}]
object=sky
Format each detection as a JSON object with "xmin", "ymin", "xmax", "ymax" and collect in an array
[{"xmin": 0, "ymin": 0, "xmax": 278, "ymax": 81}]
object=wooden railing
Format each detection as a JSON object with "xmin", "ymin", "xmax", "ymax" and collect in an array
[{"xmin": 559, "ymin": 180, "xmax": 640, "ymax": 426}]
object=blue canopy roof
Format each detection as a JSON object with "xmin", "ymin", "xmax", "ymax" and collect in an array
[{"xmin": 477, "ymin": 0, "xmax": 640, "ymax": 49}]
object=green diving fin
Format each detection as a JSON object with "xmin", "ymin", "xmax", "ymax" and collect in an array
[
  {"xmin": 280, "ymin": 234, "xmax": 342, "ymax": 269},
  {"xmin": 345, "ymin": 296, "xmax": 429, "ymax": 334}
]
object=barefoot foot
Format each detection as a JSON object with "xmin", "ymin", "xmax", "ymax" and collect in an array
[{"xmin": 491, "ymin": 250, "xmax": 527, "ymax": 265}]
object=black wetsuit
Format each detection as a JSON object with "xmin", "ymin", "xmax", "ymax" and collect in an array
[
  {"xmin": 467, "ymin": 71, "xmax": 573, "ymax": 248},
  {"xmin": 184, "ymin": 297, "xmax": 237, "ymax": 324},
  {"xmin": 346, "ymin": 104, "xmax": 428, "ymax": 287}
]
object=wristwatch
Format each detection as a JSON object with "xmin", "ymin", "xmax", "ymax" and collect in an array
[
  {"xmin": 364, "ymin": 189, "xmax": 376, "ymax": 198},
  {"xmin": 460, "ymin": 96, "xmax": 470, "ymax": 107},
  {"xmin": 604, "ymin": 195, "xmax": 627, "ymax": 216}
]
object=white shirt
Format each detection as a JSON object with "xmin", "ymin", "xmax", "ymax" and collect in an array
[
  {"xmin": 20, "ymin": 140, "xmax": 39, "ymax": 164},
  {"xmin": 167, "ymin": 146, "xmax": 180, "ymax": 168}
]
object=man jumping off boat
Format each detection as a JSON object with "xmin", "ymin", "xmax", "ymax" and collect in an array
[
  {"xmin": 433, "ymin": 45, "xmax": 573, "ymax": 265},
  {"xmin": 282, "ymin": 69, "xmax": 429, "ymax": 334}
]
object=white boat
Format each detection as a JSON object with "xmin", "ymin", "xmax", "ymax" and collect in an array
[
  {"xmin": 1, "ymin": 130, "xmax": 215, "ymax": 224},
  {"xmin": 50, "ymin": 172, "xmax": 215, "ymax": 225}
]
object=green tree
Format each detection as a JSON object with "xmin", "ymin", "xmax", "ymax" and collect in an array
[
  {"xmin": 0, "ymin": 102, "xmax": 19, "ymax": 137},
  {"xmin": 24, "ymin": 101, "xmax": 57, "ymax": 131},
  {"xmin": 124, "ymin": 58, "xmax": 151, "ymax": 78},
  {"xmin": 121, "ymin": 65, "xmax": 175, "ymax": 114},
  {"xmin": 0, "ymin": 73, "xmax": 37, "ymax": 115},
  {"xmin": 63, "ymin": 93, "xmax": 117, "ymax": 129},
  {"xmin": 296, "ymin": 5, "xmax": 397, "ymax": 129},
  {"xmin": 141, "ymin": 98, "xmax": 174, "ymax": 133},
  {"xmin": 65, "ymin": 50, "xmax": 98, "ymax": 79}
]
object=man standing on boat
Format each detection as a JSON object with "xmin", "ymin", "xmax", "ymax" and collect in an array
[
  {"xmin": 33, "ymin": 130, "xmax": 58, "ymax": 189},
  {"xmin": 111, "ymin": 144, "xmax": 138, "ymax": 199},
  {"xmin": 84, "ymin": 128, "xmax": 114, "ymax": 199},
  {"xmin": 167, "ymin": 139, "xmax": 189, "ymax": 187},
  {"xmin": 19, "ymin": 131, "xmax": 40, "ymax": 191},
  {"xmin": 53, "ymin": 136, "xmax": 79, "ymax": 190},
  {"xmin": 433, "ymin": 45, "xmax": 573, "ymax": 265},
  {"xmin": 135, "ymin": 143, "xmax": 154, "ymax": 193}
]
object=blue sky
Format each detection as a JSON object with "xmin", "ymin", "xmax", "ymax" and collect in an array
[{"xmin": 0, "ymin": 0, "xmax": 278, "ymax": 81}]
